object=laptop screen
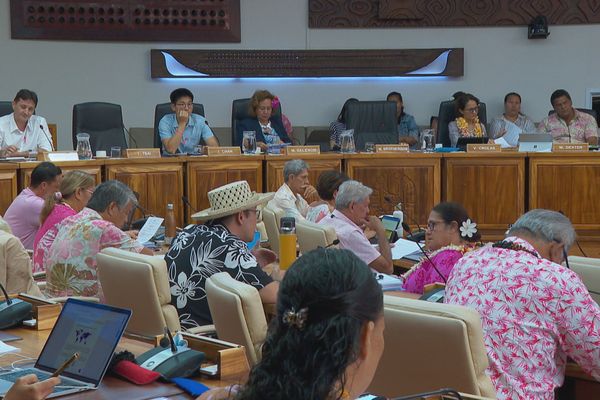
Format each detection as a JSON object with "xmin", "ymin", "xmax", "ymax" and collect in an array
[{"xmin": 35, "ymin": 299, "xmax": 131, "ymax": 385}]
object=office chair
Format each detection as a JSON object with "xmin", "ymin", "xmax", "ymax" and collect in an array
[
  {"xmin": 344, "ymin": 101, "xmax": 397, "ymax": 150},
  {"xmin": 438, "ymin": 101, "xmax": 487, "ymax": 147},
  {"xmin": 72, "ymin": 102, "xmax": 128, "ymax": 154},
  {"xmin": 0, "ymin": 102, "xmax": 13, "ymax": 118},
  {"xmin": 231, "ymin": 98, "xmax": 282, "ymax": 147}
]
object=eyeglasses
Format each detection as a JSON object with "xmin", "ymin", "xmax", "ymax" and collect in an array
[
  {"xmin": 175, "ymin": 102, "xmax": 193, "ymax": 108},
  {"xmin": 465, "ymin": 106, "xmax": 479, "ymax": 113},
  {"xmin": 426, "ymin": 220, "xmax": 444, "ymax": 231}
]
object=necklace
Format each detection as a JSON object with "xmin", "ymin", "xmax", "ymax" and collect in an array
[
  {"xmin": 492, "ymin": 240, "xmax": 539, "ymax": 258},
  {"xmin": 456, "ymin": 117, "xmax": 483, "ymax": 137}
]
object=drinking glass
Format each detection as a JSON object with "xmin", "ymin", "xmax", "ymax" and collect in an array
[
  {"xmin": 364, "ymin": 142, "xmax": 375, "ymax": 153},
  {"xmin": 193, "ymin": 145, "xmax": 204, "ymax": 155},
  {"xmin": 242, "ymin": 131, "xmax": 257, "ymax": 154},
  {"xmin": 110, "ymin": 146, "xmax": 121, "ymax": 158},
  {"xmin": 421, "ymin": 130, "xmax": 435, "ymax": 152}
]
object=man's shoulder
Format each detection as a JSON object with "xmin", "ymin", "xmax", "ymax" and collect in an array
[
  {"xmin": 575, "ymin": 110, "xmax": 597, "ymax": 124},
  {"xmin": 159, "ymin": 113, "xmax": 176, "ymax": 125}
]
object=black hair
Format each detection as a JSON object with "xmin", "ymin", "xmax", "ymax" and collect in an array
[
  {"xmin": 337, "ymin": 98, "xmax": 358, "ymax": 123},
  {"xmin": 30, "ymin": 162, "xmax": 62, "ymax": 188},
  {"xmin": 504, "ymin": 92, "xmax": 521, "ymax": 103},
  {"xmin": 14, "ymin": 89, "xmax": 38, "ymax": 107},
  {"xmin": 236, "ymin": 248, "xmax": 383, "ymax": 400},
  {"xmin": 387, "ymin": 91, "xmax": 405, "ymax": 120},
  {"xmin": 550, "ymin": 89, "xmax": 571, "ymax": 106},
  {"xmin": 452, "ymin": 91, "xmax": 466, "ymax": 100},
  {"xmin": 455, "ymin": 93, "xmax": 480, "ymax": 114},
  {"xmin": 169, "ymin": 88, "xmax": 194, "ymax": 104},
  {"xmin": 316, "ymin": 170, "xmax": 350, "ymax": 201},
  {"xmin": 432, "ymin": 201, "xmax": 480, "ymax": 242}
]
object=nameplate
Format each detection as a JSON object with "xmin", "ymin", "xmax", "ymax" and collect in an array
[
  {"xmin": 124, "ymin": 148, "xmax": 161, "ymax": 158},
  {"xmin": 375, "ymin": 144, "xmax": 409, "ymax": 153},
  {"xmin": 467, "ymin": 144, "xmax": 501, "ymax": 152},
  {"xmin": 553, "ymin": 143, "xmax": 589, "ymax": 152},
  {"xmin": 284, "ymin": 145, "xmax": 320, "ymax": 155},
  {"xmin": 207, "ymin": 147, "xmax": 242, "ymax": 156},
  {"xmin": 39, "ymin": 151, "xmax": 79, "ymax": 162}
]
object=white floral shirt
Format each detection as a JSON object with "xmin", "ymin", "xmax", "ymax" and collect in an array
[
  {"xmin": 445, "ymin": 237, "xmax": 600, "ymax": 400},
  {"xmin": 164, "ymin": 223, "xmax": 272, "ymax": 329}
]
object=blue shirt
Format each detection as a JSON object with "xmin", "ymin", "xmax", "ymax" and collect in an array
[
  {"xmin": 396, "ymin": 113, "xmax": 419, "ymax": 149},
  {"xmin": 158, "ymin": 113, "xmax": 215, "ymax": 154}
]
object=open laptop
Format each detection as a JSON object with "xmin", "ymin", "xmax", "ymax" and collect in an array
[
  {"xmin": 0, "ymin": 299, "xmax": 131, "ymax": 398},
  {"xmin": 456, "ymin": 136, "xmax": 488, "ymax": 150},
  {"xmin": 518, "ymin": 133, "xmax": 553, "ymax": 152}
]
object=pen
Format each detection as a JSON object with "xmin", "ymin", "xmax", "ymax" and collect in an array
[{"xmin": 51, "ymin": 352, "xmax": 79, "ymax": 378}]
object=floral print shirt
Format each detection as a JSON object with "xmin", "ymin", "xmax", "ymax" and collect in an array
[
  {"xmin": 165, "ymin": 223, "xmax": 273, "ymax": 329},
  {"xmin": 445, "ymin": 237, "xmax": 600, "ymax": 400},
  {"xmin": 44, "ymin": 208, "xmax": 144, "ymax": 299},
  {"xmin": 538, "ymin": 109, "xmax": 598, "ymax": 143}
]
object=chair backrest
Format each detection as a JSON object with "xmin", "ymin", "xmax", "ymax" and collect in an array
[
  {"xmin": 548, "ymin": 108, "xmax": 598, "ymax": 124},
  {"xmin": 206, "ymin": 272, "xmax": 268, "ymax": 366},
  {"xmin": 72, "ymin": 102, "xmax": 128, "ymax": 153},
  {"xmin": 231, "ymin": 98, "xmax": 282, "ymax": 146},
  {"xmin": 368, "ymin": 295, "xmax": 496, "ymax": 398},
  {"xmin": 344, "ymin": 101, "xmax": 397, "ymax": 150},
  {"xmin": 262, "ymin": 206, "xmax": 283, "ymax": 256},
  {"xmin": 296, "ymin": 219, "xmax": 337, "ymax": 253},
  {"xmin": 568, "ymin": 255, "xmax": 600, "ymax": 305},
  {"xmin": 97, "ymin": 247, "xmax": 181, "ymax": 337},
  {"xmin": 0, "ymin": 102, "xmax": 12, "ymax": 118},
  {"xmin": 305, "ymin": 129, "xmax": 331, "ymax": 152},
  {"xmin": 153, "ymin": 102, "xmax": 205, "ymax": 148},
  {"xmin": 437, "ymin": 100, "xmax": 487, "ymax": 147}
]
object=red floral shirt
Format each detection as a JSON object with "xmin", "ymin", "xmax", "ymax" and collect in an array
[{"xmin": 445, "ymin": 237, "xmax": 600, "ymax": 400}]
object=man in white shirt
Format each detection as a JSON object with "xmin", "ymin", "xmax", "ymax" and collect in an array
[
  {"xmin": 0, "ymin": 89, "xmax": 52, "ymax": 157},
  {"xmin": 267, "ymin": 159, "xmax": 317, "ymax": 220}
]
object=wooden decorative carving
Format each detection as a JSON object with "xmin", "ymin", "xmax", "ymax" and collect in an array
[
  {"xmin": 10, "ymin": 0, "xmax": 240, "ymax": 42},
  {"xmin": 309, "ymin": 0, "xmax": 600, "ymax": 28},
  {"xmin": 151, "ymin": 48, "xmax": 463, "ymax": 78}
]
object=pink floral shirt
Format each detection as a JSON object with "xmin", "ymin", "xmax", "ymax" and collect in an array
[
  {"xmin": 538, "ymin": 109, "xmax": 598, "ymax": 143},
  {"xmin": 33, "ymin": 203, "xmax": 76, "ymax": 273},
  {"xmin": 445, "ymin": 237, "xmax": 600, "ymax": 400}
]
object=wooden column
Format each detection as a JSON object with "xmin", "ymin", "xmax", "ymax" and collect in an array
[{"xmin": 0, "ymin": 163, "xmax": 19, "ymax": 216}]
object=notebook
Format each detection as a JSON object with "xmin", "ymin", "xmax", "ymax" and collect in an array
[{"xmin": 0, "ymin": 299, "xmax": 131, "ymax": 398}]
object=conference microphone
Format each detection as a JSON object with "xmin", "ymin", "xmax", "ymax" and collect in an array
[
  {"xmin": 384, "ymin": 196, "xmax": 426, "ymax": 242},
  {"xmin": 182, "ymin": 195, "xmax": 198, "ymax": 214},
  {"xmin": 402, "ymin": 222, "xmax": 446, "ymax": 284},
  {"xmin": 0, "ymin": 282, "xmax": 32, "ymax": 329},
  {"xmin": 318, "ymin": 239, "xmax": 340, "ymax": 249},
  {"xmin": 40, "ymin": 124, "xmax": 54, "ymax": 151}
]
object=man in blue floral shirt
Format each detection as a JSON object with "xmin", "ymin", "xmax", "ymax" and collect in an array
[{"xmin": 165, "ymin": 181, "xmax": 278, "ymax": 329}]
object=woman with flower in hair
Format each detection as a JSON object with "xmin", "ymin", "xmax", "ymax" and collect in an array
[
  {"xmin": 33, "ymin": 170, "xmax": 95, "ymax": 273},
  {"xmin": 448, "ymin": 93, "xmax": 487, "ymax": 147},
  {"xmin": 402, "ymin": 202, "xmax": 481, "ymax": 295},
  {"xmin": 198, "ymin": 248, "xmax": 384, "ymax": 400}
]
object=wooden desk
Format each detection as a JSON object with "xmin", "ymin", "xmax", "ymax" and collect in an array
[
  {"xmin": 264, "ymin": 153, "xmax": 342, "ymax": 194},
  {"xmin": 18, "ymin": 160, "xmax": 103, "ymax": 189},
  {"xmin": 0, "ymin": 163, "xmax": 19, "ymax": 216},
  {"xmin": 105, "ymin": 157, "xmax": 185, "ymax": 227}
]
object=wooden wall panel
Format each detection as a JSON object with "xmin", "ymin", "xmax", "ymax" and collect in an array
[
  {"xmin": 0, "ymin": 165, "xmax": 19, "ymax": 217},
  {"xmin": 18, "ymin": 161, "xmax": 103, "ymax": 190}
]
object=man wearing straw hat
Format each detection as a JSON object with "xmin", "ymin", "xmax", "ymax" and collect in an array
[{"xmin": 165, "ymin": 180, "xmax": 278, "ymax": 329}]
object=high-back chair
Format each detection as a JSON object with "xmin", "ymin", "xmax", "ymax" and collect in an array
[
  {"xmin": 231, "ymin": 98, "xmax": 282, "ymax": 147},
  {"xmin": 296, "ymin": 219, "xmax": 337, "ymax": 253},
  {"xmin": 262, "ymin": 206, "xmax": 283, "ymax": 256},
  {"xmin": 72, "ymin": 102, "xmax": 128, "ymax": 154},
  {"xmin": 206, "ymin": 272, "xmax": 268, "ymax": 366},
  {"xmin": 568, "ymin": 255, "xmax": 600, "ymax": 305},
  {"xmin": 368, "ymin": 295, "xmax": 496, "ymax": 398},
  {"xmin": 344, "ymin": 101, "xmax": 397, "ymax": 150},
  {"xmin": 437, "ymin": 100, "xmax": 487, "ymax": 147},
  {"xmin": 153, "ymin": 102, "xmax": 205, "ymax": 149},
  {"xmin": 0, "ymin": 102, "xmax": 12, "ymax": 117}
]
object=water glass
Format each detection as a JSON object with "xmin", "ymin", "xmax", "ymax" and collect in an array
[
  {"xmin": 365, "ymin": 142, "xmax": 375, "ymax": 153},
  {"xmin": 193, "ymin": 145, "xmax": 204, "ymax": 155},
  {"xmin": 242, "ymin": 131, "xmax": 257, "ymax": 154},
  {"xmin": 110, "ymin": 146, "xmax": 121, "ymax": 158},
  {"xmin": 421, "ymin": 130, "xmax": 435, "ymax": 152}
]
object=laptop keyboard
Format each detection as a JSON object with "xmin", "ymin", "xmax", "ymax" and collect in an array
[{"xmin": 0, "ymin": 368, "xmax": 88, "ymax": 393}]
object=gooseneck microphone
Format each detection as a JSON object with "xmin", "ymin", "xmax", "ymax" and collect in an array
[
  {"xmin": 0, "ymin": 282, "xmax": 33, "ymax": 329},
  {"xmin": 319, "ymin": 239, "xmax": 340, "ymax": 249},
  {"xmin": 385, "ymin": 195, "xmax": 425, "ymax": 242},
  {"xmin": 402, "ymin": 222, "xmax": 446, "ymax": 284},
  {"xmin": 182, "ymin": 195, "xmax": 198, "ymax": 214},
  {"xmin": 40, "ymin": 124, "xmax": 54, "ymax": 151}
]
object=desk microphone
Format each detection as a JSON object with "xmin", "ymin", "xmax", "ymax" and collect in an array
[
  {"xmin": 401, "ymin": 222, "xmax": 446, "ymax": 284},
  {"xmin": 318, "ymin": 239, "xmax": 340, "ymax": 249},
  {"xmin": 182, "ymin": 195, "xmax": 198, "ymax": 214},
  {"xmin": 0, "ymin": 282, "xmax": 32, "ymax": 329},
  {"xmin": 384, "ymin": 195, "xmax": 425, "ymax": 242},
  {"xmin": 40, "ymin": 124, "xmax": 54, "ymax": 151}
]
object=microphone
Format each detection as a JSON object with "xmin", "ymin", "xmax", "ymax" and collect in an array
[
  {"xmin": 402, "ymin": 222, "xmax": 446, "ymax": 284},
  {"xmin": 319, "ymin": 239, "xmax": 340, "ymax": 249},
  {"xmin": 385, "ymin": 196, "xmax": 425, "ymax": 242},
  {"xmin": 39, "ymin": 124, "xmax": 54, "ymax": 151},
  {"xmin": 0, "ymin": 282, "xmax": 33, "ymax": 329},
  {"xmin": 558, "ymin": 210, "xmax": 587, "ymax": 257},
  {"xmin": 182, "ymin": 195, "xmax": 198, "ymax": 214}
]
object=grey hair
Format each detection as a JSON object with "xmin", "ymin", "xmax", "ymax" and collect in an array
[
  {"xmin": 335, "ymin": 180, "xmax": 373, "ymax": 210},
  {"xmin": 508, "ymin": 209, "xmax": 576, "ymax": 250},
  {"xmin": 87, "ymin": 180, "xmax": 137, "ymax": 213},
  {"xmin": 283, "ymin": 159, "xmax": 309, "ymax": 182}
]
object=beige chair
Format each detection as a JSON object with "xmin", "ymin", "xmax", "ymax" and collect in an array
[
  {"xmin": 262, "ymin": 206, "xmax": 284, "ymax": 256},
  {"xmin": 568, "ymin": 255, "xmax": 600, "ymax": 305},
  {"xmin": 97, "ymin": 248, "xmax": 182, "ymax": 337},
  {"xmin": 205, "ymin": 272, "xmax": 268, "ymax": 366},
  {"xmin": 296, "ymin": 219, "xmax": 337, "ymax": 253},
  {"xmin": 368, "ymin": 295, "xmax": 496, "ymax": 398}
]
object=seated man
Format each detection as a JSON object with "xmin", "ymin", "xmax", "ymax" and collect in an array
[
  {"xmin": 538, "ymin": 89, "xmax": 599, "ymax": 144},
  {"xmin": 445, "ymin": 209, "xmax": 600, "ymax": 399},
  {"xmin": 0, "ymin": 89, "xmax": 53, "ymax": 158},
  {"xmin": 158, "ymin": 88, "xmax": 219, "ymax": 154},
  {"xmin": 4, "ymin": 162, "xmax": 62, "ymax": 250},
  {"xmin": 44, "ymin": 180, "xmax": 153, "ymax": 298},
  {"xmin": 319, "ymin": 180, "xmax": 393, "ymax": 274},
  {"xmin": 0, "ymin": 229, "xmax": 43, "ymax": 296},
  {"xmin": 165, "ymin": 180, "xmax": 278, "ymax": 329},
  {"xmin": 267, "ymin": 159, "xmax": 317, "ymax": 221}
]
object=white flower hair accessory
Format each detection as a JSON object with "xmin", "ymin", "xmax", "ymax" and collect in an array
[{"xmin": 460, "ymin": 219, "xmax": 477, "ymax": 238}]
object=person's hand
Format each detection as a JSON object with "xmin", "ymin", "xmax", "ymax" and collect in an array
[
  {"xmin": 125, "ymin": 230, "xmax": 139, "ymax": 240},
  {"xmin": 196, "ymin": 385, "xmax": 241, "ymax": 400},
  {"xmin": 303, "ymin": 184, "xmax": 317, "ymax": 200},
  {"xmin": 364, "ymin": 227, "xmax": 377, "ymax": 240},
  {"xmin": 365, "ymin": 216, "xmax": 385, "ymax": 235},
  {"xmin": 176, "ymin": 110, "xmax": 190, "ymax": 127},
  {"xmin": 252, "ymin": 248, "xmax": 277, "ymax": 268},
  {"xmin": 1, "ymin": 145, "xmax": 18, "ymax": 157},
  {"xmin": 257, "ymin": 142, "xmax": 268, "ymax": 151},
  {"xmin": 4, "ymin": 374, "xmax": 60, "ymax": 400}
]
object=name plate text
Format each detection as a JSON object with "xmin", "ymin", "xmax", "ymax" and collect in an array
[
  {"xmin": 553, "ymin": 143, "xmax": 589, "ymax": 152},
  {"xmin": 467, "ymin": 144, "xmax": 501, "ymax": 152},
  {"xmin": 207, "ymin": 146, "xmax": 242, "ymax": 156},
  {"xmin": 375, "ymin": 144, "xmax": 409, "ymax": 153},
  {"xmin": 124, "ymin": 148, "xmax": 161, "ymax": 158},
  {"xmin": 285, "ymin": 145, "xmax": 321, "ymax": 155},
  {"xmin": 41, "ymin": 151, "xmax": 79, "ymax": 162}
]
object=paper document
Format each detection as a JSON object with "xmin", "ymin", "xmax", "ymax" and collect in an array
[
  {"xmin": 391, "ymin": 238, "xmax": 422, "ymax": 260},
  {"xmin": 494, "ymin": 137, "xmax": 512, "ymax": 148},
  {"xmin": 498, "ymin": 120, "xmax": 521, "ymax": 147},
  {"xmin": 136, "ymin": 217, "xmax": 164, "ymax": 244},
  {"xmin": 0, "ymin": 340, "xmax": 20, "ymax": 355}
]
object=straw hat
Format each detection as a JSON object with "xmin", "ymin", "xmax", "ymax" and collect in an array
[{"xmin": 192, "ymin": 180, "xmax": 273, "ymax": 221}]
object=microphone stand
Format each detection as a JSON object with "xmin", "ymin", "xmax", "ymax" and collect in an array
[{"xmin": 402, "ymin": 222, "xmax": 446, "ymax": 284}]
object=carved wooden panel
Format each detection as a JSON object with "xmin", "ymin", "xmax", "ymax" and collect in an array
[
  {"xmin": 344, "ymin": 154, "xmax": 441, "ymax": 227},
  {"xmin": 187, "ymin": 157, "xmax": 263, "ymax": 223},
  {"xmin": 19, "ymin": 161, "xmax": 103, "ymax": 190},
  {"xmin": 443, "ymin": 153, "xmax": 525, "ymax": 241},
  {"xmin": 11, "ymin": 0, "xmax": 240, "ymax": 42},
  {"xmin": 310, "ymin": 0, "xmax": 600, "ymax": 28},
  {"xmin": 0, "ymin": 165, "xmax": 19, "ymax": 217},
  {"xmin": 151, "ymin": 48, "xmax": 464, "ymax": 78}
]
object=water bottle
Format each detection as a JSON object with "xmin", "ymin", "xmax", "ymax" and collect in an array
[{"xmin": 279, "ymin": 216, "xmax": 297, "ymax": 270}]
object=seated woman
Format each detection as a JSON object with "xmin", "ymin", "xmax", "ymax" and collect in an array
[
  {"xmin": 448, "ymin": 93, "xmax": 487, "ymax": 147},
  {"xmin": 329, "ymin": 98, "xmax": 358, "ymax": 149},
  {"xmin": 387, "ymin": 91, "xmax": 419, "ymax": 149},
  {"xmin": 306, "ymin": 170, "xmax": 349, "ymax": 223},
  {"xmin": 402, "ymin": 202, "xmax": 480, "ymax": 295},
  {"xmin": 33, "ymin": 170, "xmax": 95, "ymax": 273},
  {"xmin": 237, "ymin": 90, "xmax": 291, "ymax": 151},
  {"xmin": 489, "ymin": 92, "xmax": 536, "ymax": 140},
  {"xmin": 198, "ymin": 248, "xmax": 384, "ymax": 400},
  {"xmin": 43, "ymin": 180, "xmax": 153, "ymax": 299}
]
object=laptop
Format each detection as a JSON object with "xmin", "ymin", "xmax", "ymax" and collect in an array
[
  {"xmin": 518, "ymin": 133, "xmax": 553, "ymax": 152},
  {"xmin": 456, "ymin": 136, "xmax": 488, "ymax": 150},
  {"xmin": 0, "ymin": 299, "xmax": 131, "ymax": 398}
]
